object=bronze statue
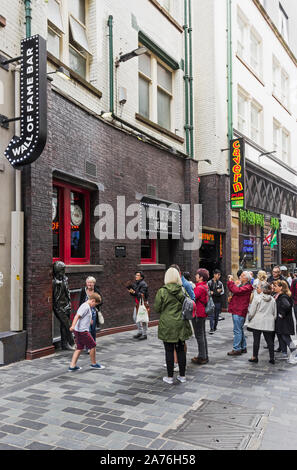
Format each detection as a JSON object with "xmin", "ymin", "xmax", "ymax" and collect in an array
[{"xmin": 53, "ymin": 261, "xmax": 75, "ymax": 351}]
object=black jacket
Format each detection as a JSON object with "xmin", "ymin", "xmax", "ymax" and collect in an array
[
  {"xmin": 79, "ymin": 286, "xmax": 103, "ymax": 308},
  {"xmin": 130, "ymin": 279, "xmax": 148, "ymax": 301},
  {"xmin": 275, "ymin": 294, "xmax": 294, "ymax": 336}
]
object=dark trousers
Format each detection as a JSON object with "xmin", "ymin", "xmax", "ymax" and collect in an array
[
  {"xmin": 54, "ymin": 308, "xmax": 74, "ymax": 347},
  {"xmin": 210, "ymin": 302, "xmax": 221, "ymax": 331},
  {"xmin": 163, "ymin": 341, "xmax": 186, "ymax": 378},
  {"xmin": 278, "ymin": 334, "xmax": 296, "ymax": 353},
  {"xmin": 192, "ymin": 317, "xmax": 208, "ymax": 360},
  {"xmin": 252, "ymin": 330, "xmax": 274, "ymax": 360}
]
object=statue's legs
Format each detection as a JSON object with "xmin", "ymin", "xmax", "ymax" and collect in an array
[{"xmin": 54, "ymin": 310, "xmax": 75, "ymax": 348}]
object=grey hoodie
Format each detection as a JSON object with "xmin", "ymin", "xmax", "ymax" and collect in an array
[{"xmin": 246, "ymin": 293, "xmax": 277, "ymax": 332}]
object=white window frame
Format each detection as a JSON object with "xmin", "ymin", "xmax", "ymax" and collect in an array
[
  {"xmin": 138, "ymin": 49, "xmax": 174, "ymax": 132},
  {"xmin": 250, "ymin": 99, "xmax": 263, "ymax": 145},
  {"xmin": 237, "ymin": 89, "xmax": 248, "ymax": 135},
  {"xmin": 237, "ymin": 11, "xmax": 248, "ymax": 61},
  {"xmin": 282, "ymin": 128, "xmax": 290, "ymax": 165},
  {"xmin": 250, "ymin": 28, "xmax": 262, "ymax": 77}
]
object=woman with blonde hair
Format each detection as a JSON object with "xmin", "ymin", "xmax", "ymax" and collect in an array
[
  {"xmin": 274, "ymin": 280, "xmax": 296, "ymax": 363},
  {"xmin": 154, "ymin": 267, "xmax": 192, "ymax": 384}
]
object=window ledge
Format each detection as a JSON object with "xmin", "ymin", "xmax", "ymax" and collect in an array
[
  {"xmin": 47, "ymin": 52, "xmax": 102, "ymax": 99},
  {"xmin": 65, "ymin": 265, "xmax": 104, "ymax": 274},
  {"xmin": 272, "ymin": 93, "xmax": 292, "ymax": 115},
  {"xmin": 236, "ymin": 54, "xmax": 265, "ymax": 87},
  {"xmin": 138, "ymin": 263, "xmax": 166, "ymax": 271},
  {"xmin": 135, "ymin": 113, "xmax": 184, "ymax": 144}
]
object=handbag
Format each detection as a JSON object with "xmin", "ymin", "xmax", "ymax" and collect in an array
[
  {"xmin": 96, "ymin": 310, "xmax": 104, "ymax": 326},
  {"xmin": 201, "ymin": 285, "xmax": 215, "ymax": 317},
  {"xmin": 136, "ymin": 297, "xmax": 149, "ymax": 324}
]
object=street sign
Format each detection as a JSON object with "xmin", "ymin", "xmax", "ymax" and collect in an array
[{"xmin": 4, "ymin": 35, "xmax": 47, "ymax": 168}]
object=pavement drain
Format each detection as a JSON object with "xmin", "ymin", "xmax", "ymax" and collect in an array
[{"xmin": 163, "ymin": 399, "xmax": 269, "ymax": 450}]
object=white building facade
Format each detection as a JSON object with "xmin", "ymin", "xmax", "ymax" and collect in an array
[{"xmin": 194, "ymin": 0, "xmax": 297, "ymax": 277}]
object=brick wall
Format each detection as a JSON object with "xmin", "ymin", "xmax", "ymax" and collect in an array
[{"xmin": 23, "ymin": 82, "xmax": 199, "ymax": 356}]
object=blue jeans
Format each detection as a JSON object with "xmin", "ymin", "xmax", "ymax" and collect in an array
[
  {"xmin": 232, "ymin": 314, "xmax": 246, "ymax": 352},
  {"xmin": 210, "ymin": 302, "xmax": 221, "ymax": 331},
  {"xmin": 89, "ymin": 308, "xmax": 97, "ymax": 342}
]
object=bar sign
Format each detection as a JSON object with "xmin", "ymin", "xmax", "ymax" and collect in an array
[{"xmin": 230, "ymin": 138, "xmax": 245, "ymax": 210}]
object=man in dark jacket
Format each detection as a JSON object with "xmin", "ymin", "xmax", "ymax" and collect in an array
[
  {"xmin": 128, "ymin": 271, "xmax": 149, "ymax": 340},
  {"xmin": 208, "ymin": 269, "xmax": 224, "ymax": 333},
  {"xmin": 227, "ymin": 271, "xmax": 253, "ymax": 356},
  {"xmin": 267, "ymin": 266, "xmax": 289, "ymax": 286}
]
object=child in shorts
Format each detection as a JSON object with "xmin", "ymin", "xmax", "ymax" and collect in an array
[{"xmin": 68, "ymin": 292, "xmax": 105, "ymax": 371}]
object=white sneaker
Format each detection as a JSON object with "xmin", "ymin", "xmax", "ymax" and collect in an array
[
  {"xmin": 177, "ymin": 376, "xmax": 186, "ymax": 383},
  {"xmin": 163, "ymin": 363, "xmax": 178, "ymax": 371},
  {"xmin": 288, "ymin": 353, "xmax": 297, "ymax": 364},
  {"xmin": 163, "ymin": 377, "xmax": 174, "ymax": 384}
]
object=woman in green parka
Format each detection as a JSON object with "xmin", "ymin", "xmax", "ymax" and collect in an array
[{"xmin": 154, "ymin": 267, "xmax": 192, "ymax": 384}]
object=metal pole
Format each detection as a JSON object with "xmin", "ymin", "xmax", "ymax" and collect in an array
[
  {"xmin": 227, "ymin": 0, "xmax": 233, "ymax": 143},
  {"xmin": 188, "ymin": 0, "xmax": 194, "ymax": 158},
  {"xmin": 107, "ymin": 15, "xmax": 114, "ymax": 114},
  {"xmin": 24, "ymin": 0, "xmax": 32, "ymax": 38},
  {"xmin": 184, "ymin": 0, "xmax": 190, "ymax": 156}
]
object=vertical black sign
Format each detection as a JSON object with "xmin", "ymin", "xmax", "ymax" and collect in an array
[
  {"xmin": 4, "ymin": 35, "xmax": 47, "ymax": 168},
  {"xmin": 230, "ymin": 138, "xmax": 245, "ymax": 210}
]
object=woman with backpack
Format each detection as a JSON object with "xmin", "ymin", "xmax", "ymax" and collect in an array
[
  {"xmin": 191, "ymin": 268, "xmax": 210, "ymax": 366},
  {"xmin": 154, "ymin": 267, "xmax": 192, "ymax": 384}
]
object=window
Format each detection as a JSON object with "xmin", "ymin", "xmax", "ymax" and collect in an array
[
  {"xmin": 273, "ymin": 119, "xmax": 281, "ymax": 155},
  {"xmin": 48, "ymin": 26, "xmax": 61, "ymax": 58},
  {"xmin": 281, "ymin": 70, "xmax": 289, "ymax": 108},
  {"xmin": 272, "ymin": 57, "xmax": 281, "ymax": 96},
  {"xmin": 250, "ymin": 100, "xmax": 263, "ymax": 145},
  {"xmin": 239, "ymin": 223, "xmax": 262, "ymax": 270},
  {"xmin": 237, "ymin": 90, "xmax": 248, "ymax": 134},
  {"xmin": 69, "ymin": 0, "xmax": 91, "ymax": 78},
  {"xmin": 273, "ymin": 120, "xmax": 290, "ymax": 165},
  {"xmin": 138, "ymin": 50, "xmax": 173, "ymax": 131},
  {"xmin": 282, "ymin": 129, "xmax": 290, "ymax": 164},
  {"xmin": 47, "ymin": 0, "xmax": 64, "ymax": 59},
  {"xmin": 157, "ymin": 63, "xmax": 172, "ymax": 129},
  {"xmin": 250, "ymin": 29, "xmax": 262, "ymax": 76},
  {"xmin": 53, "ymin": 181, "xmax": 90, "ymax": 264},
  {"xmin": 279, "ymin": 3, "xmax": 289, "ymax": 43},
  {"xmin": 237, "ymin": 13, "xmax": 247, "ymax": 60},
  {"xmin": 47, "ymin": 0, "xmax": 92, "ymax": 79},
  {"xmin": 237, "ymin": 10, "xmax": 263, "ymax": 78},
  {"xmin": 141, "ymin": 239, "xmax": 157, "ymax": 264}
]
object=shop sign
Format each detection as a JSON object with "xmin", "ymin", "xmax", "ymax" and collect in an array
[
  {"xmin": 4, "ymin": 35, "xmax": 47, "ymax": 168},
  {"xmin": 243, "ymin": 239, "xmax": 254, "ymax": 253},
  {"xmin": 140, "ymin": 200, "xmax": 181, "ymax": 237},
  {"xmin": 230, "ymin": 138, "xmax": 245, "ymax": 210},
  {"xmin": 200, "ymin": 232, "xmax": 215, "ymax": 245},
  {"xmin": 281, "ymin": 214, "xmax": 297, "ymax": 237}
]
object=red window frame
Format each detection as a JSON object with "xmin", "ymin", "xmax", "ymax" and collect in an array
[
  {"xmin": 141, "ymin": 239, "xmax": 157, "ymax": 264},
  {"xmin": 53, "ymin": 180, "xmax": 90, "ymax": 265}
]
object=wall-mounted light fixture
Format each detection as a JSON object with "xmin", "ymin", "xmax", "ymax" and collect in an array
[
  {"xmin": 198, "ymin": 159, "xmax": 212, "ymax": 165},
  {"xmin": 115, "ymin": 46, "xmax": 148, "ymax": 67},
  {"xmin": 47, "ymin": 66, "xmax": 71, "ymax": 80}
]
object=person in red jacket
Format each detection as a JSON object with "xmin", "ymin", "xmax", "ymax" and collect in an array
[
  {"xmin": 291, "ymin": 277, "xmax": 297, "ymax": 323},
  {"xmin": 227, "ymin": 271, "xmax": 253, "ymax": 356},
  {"xmin": 191, "ymin": 268, "xmax": 210, "ymax": 365}
]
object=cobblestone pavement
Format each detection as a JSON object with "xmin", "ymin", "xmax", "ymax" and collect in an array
[{"xmin": 0, "ymin": 315, "xmax": 297, "ymax": 450}]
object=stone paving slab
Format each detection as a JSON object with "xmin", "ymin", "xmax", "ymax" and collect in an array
[{"xmin": 0, "ymin": 316, "xmax": 297, "ymax": 450}]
